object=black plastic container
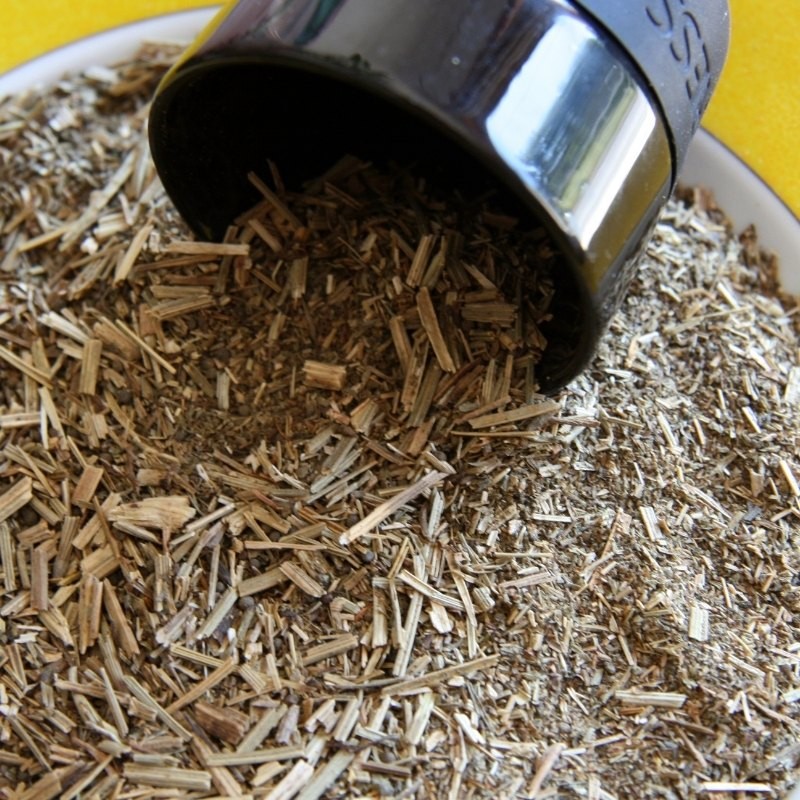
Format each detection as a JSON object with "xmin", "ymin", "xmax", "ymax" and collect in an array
[{"xmin": 149, "ymin": 0, "xmax": 729, "ymax": 391}]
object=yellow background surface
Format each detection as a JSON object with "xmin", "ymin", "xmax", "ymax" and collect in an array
[{"xmin": 1, "ymin": 0, "xmax": 798, "ymax": 218}]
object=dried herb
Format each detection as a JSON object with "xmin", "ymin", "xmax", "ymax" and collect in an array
[{"xmin": 1, "ymin": 45, "xmax": 799, "ymax": 800}]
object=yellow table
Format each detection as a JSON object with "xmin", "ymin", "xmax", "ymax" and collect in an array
[{"xmin": 2, "ymin": 0, "xmax": 798, "ymax": 218}]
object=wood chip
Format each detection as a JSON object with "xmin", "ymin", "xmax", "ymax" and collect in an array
[
  {"xmin": 0, "ymin": 476, "xmax": 33, "ymax": 524},
  {"xmin": 302, "ymin": 634, "xmax": 359, "ymax": 666},
  {"xmin": 0, "ymin": 345, "xmax": 52, "ymax": 387},
  {"xmin": 779, "ymin": 459, "xmax": 800, "ymax": 496},
  {"xmin": 205, "ymin": 745, "xmax": 306, "ymax": 767},
  {"xmin": 102, "ymin": 579, "xmax": 141, "ymax": 656},
  {"xmin": 72, "ymin": 465, "xmax": 104, "ymax": 506},
  {"xmin": 381, "ymin": 654, "xmax": 500, "ymax": 695},
  {"xmin": 195, "ymin": 701, "xmax": 251, "ymax": 745},
  {"xmin": 296, "ymin": 751, "xmax": 355, "ymax": 800},
  {"xmin": 398, "ymin": 569, "xmax": 464, "ymax": 610},
  {"xmin": 30, "ymin": 543, "xmax": 50, "ymax": 611},
  {"xmin": 247, "ymin": 171, "xmax": 303, "ymax": 230},
  {"xmin": 0, "ymin": 522, "xmax": 16, "ymax": 591},
  {"xmin": 467, "ymin": 399, "xmax": 560, "ymax": 429},
  {"xmin": 289, "ymin": 256, "xmax": 308, "ymax": 300},
  {"xmin": 114, "ymin": 221, "xmax": 153, "ymax": 284},
  {"xmin": 700, "ymin": 782, "xmax": 772, "ymax": 793},
  {"xmin": 689, "ymin": 604, "xmax": 710, "ymax": 641},
  {"xmin": 263, "ymin": 760, "xmax": 314, "ymax": 800},
  {"xmin": 280, "ymin": 561, "xmax": 326, "ymax": 597},
  {"xmin": 123, "ymin": 675, "xmax": 192, "ymax": 740},
  {"xmin": 122, "ymin": 764, "xmax": 212, "ymax": 791},
  {"xmin": 166, "ymin": 657, "xmax": 237, "ymax": 712},
  {"xmin": 526, "ymin": 743, "xmax": 565, "ymax": 797},
  {"xmin": 163, "ymin": 240, "xmax": 250, "ymax": 256},
  {"xmin": 78, "ymin": 339, "xmax": 104, "ymax": 395},
  {"xmin": 340, "ymin": 472, "xmax": 447, "ymax": 545},
  {"xmin": 417, "ymin": 286, "xmax": 456, "ymax": 373},
  {"xmin": 108, "ymin": 495, "xmax": 195, "ymax": 533},
  {"xmin": 194, "ymin": 587, "xmax": 238, "ymax": 640},
  {"xmin": 406, "ymin": 234, "xmax": 436, "ymax": 287},
  {"xmin": 615, "ymin": 691, "xmax": 687, "ymax": 708},
  {"xmin": 303, "ymin": 360, "xmax": 347, "ymax": 391}
]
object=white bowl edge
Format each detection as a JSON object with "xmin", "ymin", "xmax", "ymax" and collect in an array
[{"xmin": 681, "ymin": 129, "xmax": 800, "ymax": 295}]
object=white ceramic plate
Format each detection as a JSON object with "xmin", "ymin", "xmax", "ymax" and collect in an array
[
  {"xmin": 0, "ymin": 6, "xmax": 797, "ymax": 296},
  {"xmin": 0, "ymin": 9, "xmax": 798, "ymax": 798},
  {"xmin": 681, "ymin": 129, "xmax": 800, "ymax": 295}
]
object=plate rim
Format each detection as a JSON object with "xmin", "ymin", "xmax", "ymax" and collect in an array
[
  {"xmin": 0, "ymin": 5, "xmax": 219, "ymax": 96},
  {"xmin": 686, "ymin": 129, "xmax": 799, "ymax": 227}
]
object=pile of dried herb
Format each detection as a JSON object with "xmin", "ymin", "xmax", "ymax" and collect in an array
[{"xmin": 1, "ymin": 46, "xmax": 799, "ymax": 800}]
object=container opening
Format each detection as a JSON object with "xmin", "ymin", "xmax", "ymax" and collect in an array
[{"xmin": 150, "ymin": 60, "xmax": 590, "ymax": 390}]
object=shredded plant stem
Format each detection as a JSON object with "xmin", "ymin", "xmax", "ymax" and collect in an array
[{"xmin": 1, "ymin": 45, "xmax": 799, "ymax": 800}]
